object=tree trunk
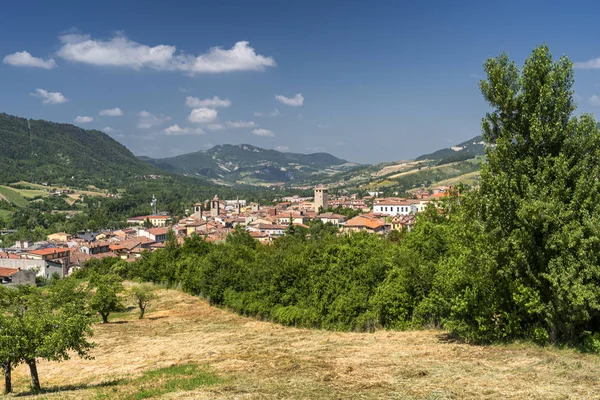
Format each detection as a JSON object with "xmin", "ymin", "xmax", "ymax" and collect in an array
[
  {"xmin": 27, "ymin": 359, "xmax": 40, "ymax": 392},
  {"xmin": 139, "ymin": 300, "xmax": 145, "ymax": 319},
  {"xmin": 101, "ymin": 312, "xmax": 109, "ymax": 324},
  {"xmin": 3, "ymin": 361, "xmax": 11, "ymax": 394}
]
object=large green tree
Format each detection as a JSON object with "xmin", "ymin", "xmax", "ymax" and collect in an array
[
  {"xmin": 442, "ymin": 45, "xmax": 600, "ymax": 344},
  {"xmin": 89, "ymin": 274, "xmax": 125, "ymax": 324}
]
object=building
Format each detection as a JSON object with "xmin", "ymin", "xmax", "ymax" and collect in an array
[
  {"xmin": 210, "ymin": 195, "xmax": 221, "ymax": 217},
  {"xmin": 0, "ymin": 258, "xmax": 64, "ymax": 279},
  {"xmin": 314, "ymin": 187, "xmax": 329, "ymax": 211},
  {"xmin": 372, "ymin": 199, "xmax": 418, "ymax": 216},
  {"xmin": 317, "ymin": 212, "xmax": 348, "ymax": 227},
  {"xmin": 47, "ymin": 232, "xmax": 72, "ymax": 242},
  {"xmin": 342, "ymin": 216, "xmax": 386, "ymax": 234},
  {"xmin": 0, "ymin": 267, "xmax": 36, "ymax": 286},
  {"xmin": 193, "ymin": 202, "xmax": 203, "ymax": 219},
  {"xmin": 139, "ymin": 227, "xmax": 168, "ymax": 242},
  {"xmin": 126, "ymin": 215, "xmax": 171, "ymax": 227}
]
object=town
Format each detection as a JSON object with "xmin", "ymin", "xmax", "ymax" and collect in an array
[{"xmin": 0, "ymin": 186, "xmax": 450, "ymax": 285}]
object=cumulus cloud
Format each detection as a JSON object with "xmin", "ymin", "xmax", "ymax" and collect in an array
[
  {"xmin": 185, "ymin": 96, "xmax": 231, "ymax": 108},
  {"xmin": 252, "ymin": 128, "xmax": 274, "ymax": 137},
  {"xmin": 102, "ymin": 127, "xmax": 117, "ymax": 133},
  {"xmin": 137, "ymin": 110, "xmax": 171, "ymax": 129},
  {"xmin": 74, "ymin": 116, "xmax": 93, "ymax": 123},
  {"xmin": 164, "ymin": 124, "xmax": 205, "ymax": 136},
  {"xmin": 274, "ymin": 146, "xmax": 289, "ymax": 152},
  {"xmin": 590, "ymin": 95, "xmax": 600, "ymax": 107},
  {"xmin": 226, "ymin": 120, "xmax": 255, "ymax": 128},
  {"xmin": 3, "ymin": 51, "xmax": 57, "ymax": 69},
  {"xmin": 99, "ymin": 107, "xmax": 123, "ymax": 116},
  {"xmin": 56, "ymin": 33, "xmax": 276, "ymax": 74},
  {"xmin": 188, "ymin": 108, "xmax": 218, "ymax": 124},
  {"xmin": 574, "ymin": 57, "xmax": 600, "ymax": 69},
  {"xmin": 275, "ymin": 93, "xmax": 304, "ymax": 106},
  {"xmin": 29, "ymin": 88, "xmax": 68, "ymax": 104},
  {"xmin": 205, "ymin": 124, "xmax": 225, "ymax": 131},
  {"xmin": 254, "ymin": 108, "xmax": 280, "ymax": 117}
]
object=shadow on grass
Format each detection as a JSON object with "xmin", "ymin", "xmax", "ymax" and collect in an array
[
  {"xmin": 436, "ymin": 332, "xmax": 466, "ymax": 344},
  {"xmin": 15, "ymin": 378, "xmax": 124, "ymax": 397},
  {"xmin": 148, "ymin": 316, "xmax": 168, "ymax": 321}
]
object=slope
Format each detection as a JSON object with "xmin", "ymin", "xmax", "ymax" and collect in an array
[
  {"xmin": 0, "ymin": 113, "xmax": 158, "ymax": 187},
  {"xmin": 10, "ymin": 285, "xmax": 600, "ymax": 399},
  {"xmin": 145, "ymin": 143, "xmax": 355, "ymax": 184}
]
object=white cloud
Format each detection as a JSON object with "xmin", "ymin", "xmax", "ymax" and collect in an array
[
  {"xmin": 137, "ymin": 110, "xmax": 171, "ymax": 129},
  {"xmin": 102, "ymin": 126, "xmax": 117, "ymax": 133},
  {"xmin": 3, "ymin": 51, "xmax": 56, "ymax": 69},
  {"xmin": 274, "ymin": 146, "xmax": 289, "ymax": 152},
  {"xmin": 590, "ymin": 95, "xmax": 600, "ymax": 107},
  {"xmin": 74, "ymin": 116, "xmax": 93, "ymax": 123},
  {"xmin": 164, "ymin": 124, "xmax": 205, "ymax": 136},
  {"xmin": 205, "ymin": 124, "xmax": 225, "ymax": 131},
  {"xmin": 57, "ymin": 33, "xmax": 276, "ymax": 74},
  {"xmin": 317, "ymin": 124, "xmax": 329, "ymax": 129},
  {"xmin": 252, "ymin": 128, "xmax": 274, "ymax": 137},
  {"xmin": 29, "ymin": 88, "xmax": 68, "ymax": 104},
  {"xmin": 185, "ymin": 96, "xmax": 231, "ymax": 108},
  {"xmin": 275, "ymin": 93, "xmax": 304, "ymax": 106},
  {"xmin": 226, "ymin": 120, "xmax": 255, "ymax": 128},
  {"xmin": 188, "ymin": 108, "xmax": 218, "ymax": 124},
  {"xmin": 99, "ymin": 107, "xmax": 123, "ymax": 116},
  {"xmin": 574, "ymin": 58, "xmax": 600, "ymax": 69},
  {"xmin": 254, "ymin": 108, "xmax": 280, "ymax": 117}
]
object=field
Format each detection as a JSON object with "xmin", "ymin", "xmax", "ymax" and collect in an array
[
  {"xmin": 0, "ymin": 185, "xmax": 29, "ymax": 207},
  {"xmin": 9, "ymin": 286, "xmax": 600, "ymax": 399},
  {"xmin": 6, "ymin": 181, "xmax": 115, "ymax": 205},
  {"xmin": 0, "ymin": 209, "xmax": 13, "ymax": 220}
]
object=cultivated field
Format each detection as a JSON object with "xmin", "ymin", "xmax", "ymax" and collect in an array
[{"xmin": 9, "ymin": 287, "xmax": 600, "ymax": 399}]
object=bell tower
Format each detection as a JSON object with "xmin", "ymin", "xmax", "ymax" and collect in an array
[{"xmin": 210, "ymin": 195, "xmax": 220, "ymax": 217}]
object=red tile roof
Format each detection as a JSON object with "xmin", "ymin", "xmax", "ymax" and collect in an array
[
  {"xmin": 0, "ymin": 267, "xmax": 19, "ymax": 277},
  {"xmin": 27, "ymin": 247, "xmax": 70, "ymax": 256}
]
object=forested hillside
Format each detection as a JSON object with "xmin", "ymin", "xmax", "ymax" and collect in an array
[
  {"xmin": 144, "ymin": 143, "xmax": 354, "ymax": 184},
  {"xmin": 0, "ymin": 113, "xmax": 158, "ymax": 187}
]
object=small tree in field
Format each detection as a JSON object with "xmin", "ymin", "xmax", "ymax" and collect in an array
[
  {"xmin": 0, "ymin": 283, "xmax": 94, "ymax": 393},
  {"xmin": 89, "ymin": 274, "xmax": 125, "ymax": 323},
  {"xmin": 131, "ymin": 283, "xmax": 156, "ymax": 319}
]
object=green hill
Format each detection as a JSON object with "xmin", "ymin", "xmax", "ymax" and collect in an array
[
  {"xmin": 416, "ymin": 135, "xmax": 486, "ymax": 162},
  {"xmin": 144, "ymin": 144, "xmax": 356, "ymax": 184},
  {"xmin": 0, "ymin": 113, "xmax": 159, "ymax": 188}
]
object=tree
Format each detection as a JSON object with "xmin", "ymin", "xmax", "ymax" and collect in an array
[
  {"xmin": 440, "ymin": 45, "xmax": 600, "ymax": 344},
  {"xmin": 131, "ymin": 283, "xmax": 156, "ymax": 319},
  {"xmin": 89, "ymin": 274, "xmax": 125, "ymax": 323},
  {"xmin": 143, "ymin": 218, "xmax": 153, "ymax": 229},
  {"xmin": 0, "ymin": 284, "xmax": 94, "ymax": 392}
]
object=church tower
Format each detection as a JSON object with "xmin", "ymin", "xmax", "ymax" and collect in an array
[
  {"xmin": 314, "ymin": 186, "xmax": 329, "ymax": 212},
  {"xmin": 210, "ymin": 195, "xmax": 220, "ymax": 217},
  {"xmin": 193, "ymin": 202, "xmax": 203, "ymax": 219}
]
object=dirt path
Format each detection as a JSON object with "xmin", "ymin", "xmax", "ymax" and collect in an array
[{"xmin": 11, "ymin": 288, "xmax": 600, "ymax": 399}]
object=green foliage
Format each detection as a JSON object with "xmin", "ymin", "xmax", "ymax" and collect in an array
[
  {"xmin": 131, "ymin": 283, "xmax": 156, "ymax": 319},
  {"xmin": 89, "ymin": 274, "xmax": 125, "ymax": 323}
]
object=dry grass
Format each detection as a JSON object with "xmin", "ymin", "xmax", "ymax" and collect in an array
[{"xmin": 8, "ymin": 287, "xmax": 600, "ymax": 399}]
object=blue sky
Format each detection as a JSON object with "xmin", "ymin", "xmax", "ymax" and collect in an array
[{"xmin": 2, "ymin": 0, "xmax": 600, "ymax": 164}]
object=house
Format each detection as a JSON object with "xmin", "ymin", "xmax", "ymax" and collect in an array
[
  {"xmin": 391, "ymin": 214, "xmax": 416, "ymax": 231},
  {"xmin": 277, "ymin": 213, "xmax": 309, "ymax": 225},
  {"xmin": 127, "ymin": 215, "xmax": 171, "ymax": 227},
  {"xmin": 47, "ymin": 232, "xmax": 72, "ymax": 242},
  {"xmin": 317, "ymin": 212, "xmax": 348, "ymax": 226},
  {"xmin": 372, "ymin": 199, "xmax": 417, "ymax": 216},
  {"xmin": 139, "ymin": 227, "xmax": 168, "ymax": 242},
  {"xmin": 0, "ymin": 267, "xmax": 36, "ymax": 286},
  {"xmin": 80, "ymin": 241, "xmax": 111, "ymax": 255},
  {"xmin": 342, "ymin": 216, "xmax": 386, "ymax": 234},
  {"xmin": 255, "ymin": 224, "xmax": 288, "ymax": 237}
]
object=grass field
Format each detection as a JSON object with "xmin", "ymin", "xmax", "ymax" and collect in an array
[
  {"xmin": 9, "ymin": 286, "xmax": 600, "ymax": 399},
  {"xmin": 0, "ymin": 209, "xmax": 13, "ymax": 220},
  {"xmin": 0, "ymin": 186, "xmax": 29, "ymax": 207}
]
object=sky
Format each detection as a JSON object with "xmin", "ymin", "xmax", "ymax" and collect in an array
[{"xmin": 3, "ymin": 0, "xmax": 600, "ymax": 164}]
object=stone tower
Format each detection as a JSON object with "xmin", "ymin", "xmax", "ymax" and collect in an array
[
  {"xmin": 233, "ymin": 197, "xmax": 242, "ymax": 215},
  {"xmin": 210, "ymin": 195, "xmax": 220, "ymax": 217},
  {"xmin": 314, "ymin": 186, "xmax": 329, "ymax": 212},
  {"xmin": 193, "ymin": 202, "xmax": 203, "ymax": 218}
]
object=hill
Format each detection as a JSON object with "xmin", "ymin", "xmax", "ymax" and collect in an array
[
  {"xmin": 9, "ymin": 284, "xmax": 600, "ymax": 399},
  {"xmin": 415, "ymin": 135, "xmax": 486, "ymax": 162},
  {"xmin": 0, "ymin": 113, "xmax": 159, "ymax": 188},
  {"xmin": 144, "ymin": 144, "xmax": 356, "ymax": 185}
]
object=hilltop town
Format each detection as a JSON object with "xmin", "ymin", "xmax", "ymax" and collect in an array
[{"xmin": 0, "ymin": 186, "xmax": 450, "ymax": 285}]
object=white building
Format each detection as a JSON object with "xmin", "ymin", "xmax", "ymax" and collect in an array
[{"xmin": 373, "ymin": 200, "xmax": 418, "ymax": 216}]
